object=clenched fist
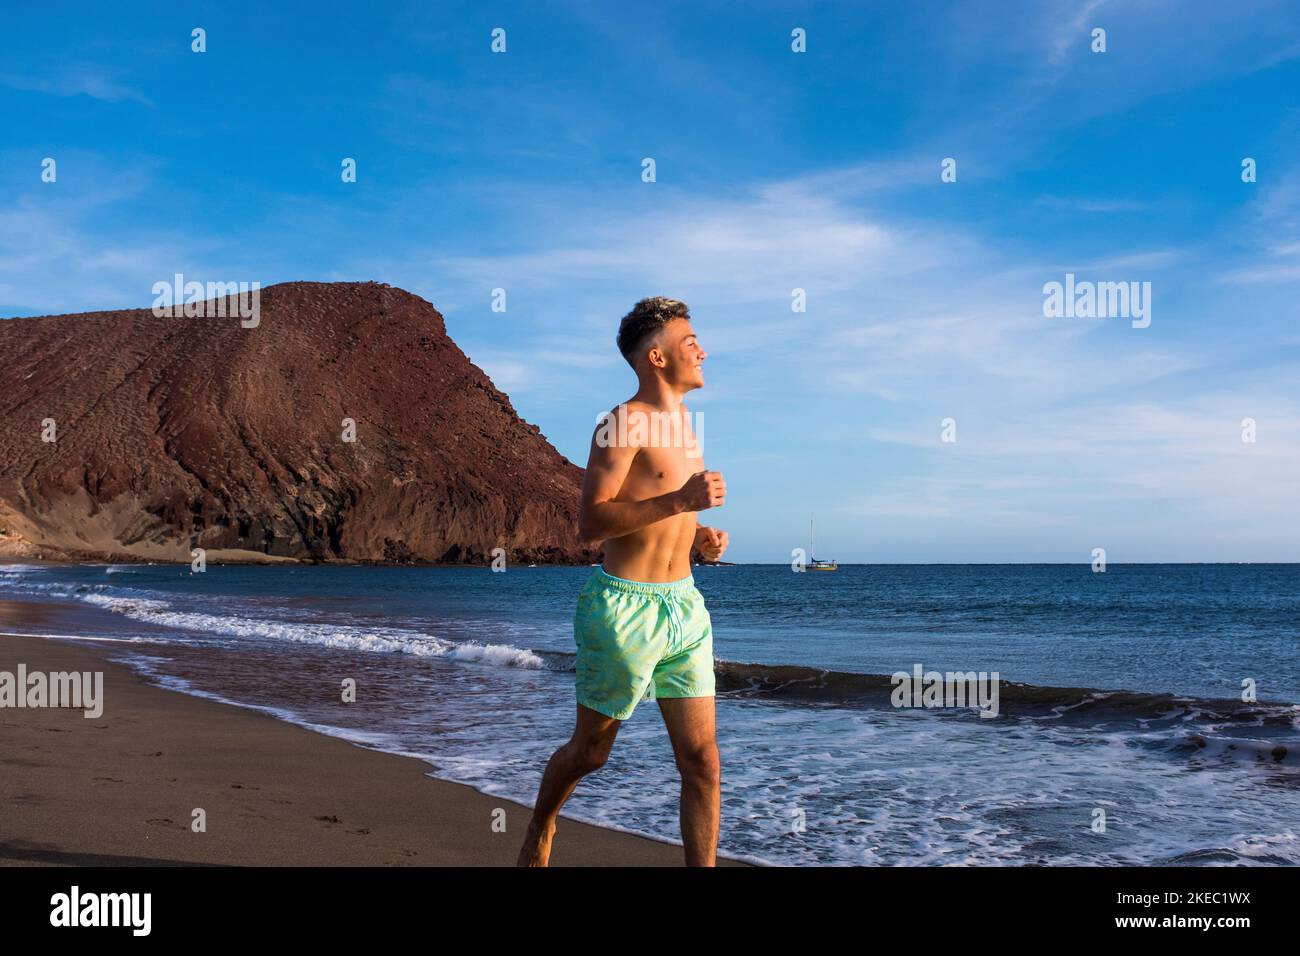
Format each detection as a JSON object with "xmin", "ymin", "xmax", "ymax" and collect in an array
[
  {"xmin": 677, "ymin": 470, "xmax": 726, "ymax": 512},
  {"xmin": 695, "ymin": 526, "xmax": 729, "ymax": 562}
]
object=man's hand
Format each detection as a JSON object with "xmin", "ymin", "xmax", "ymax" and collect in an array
[
  {"xmin": 677, "ymin": 470, "xmax": 726, "ymax": 512},
  {"xmin": 695, "ymin": 525, "xmax": 729, "ymax": 563}
]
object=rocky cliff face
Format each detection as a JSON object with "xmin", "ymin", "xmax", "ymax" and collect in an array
[{"xmin": 0, "ymin": 281, "xmax": 599, "ymax": 565}]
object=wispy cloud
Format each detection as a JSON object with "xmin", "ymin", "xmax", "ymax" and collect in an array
[
  {"xmin": 2, "ymin": 67, "xmax": 153, "ymax": 107},
  {"xmin": 1044, "ymin": 0, "xmax": 1111, "ymax": 68}
]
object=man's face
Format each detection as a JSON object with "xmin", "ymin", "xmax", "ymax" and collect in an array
[{"xmin": 652, "ymin": 317, "xmax": 707, "ymax": 390}]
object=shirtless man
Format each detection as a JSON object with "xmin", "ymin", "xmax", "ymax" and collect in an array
[{"xmin": 516, "ymin": 297, "xmax": 728, "ymax": 867}]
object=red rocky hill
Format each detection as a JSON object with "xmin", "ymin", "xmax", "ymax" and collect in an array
[{"xmin": 0, "ymin": 281, "xmax": 598, "ymax": 565}]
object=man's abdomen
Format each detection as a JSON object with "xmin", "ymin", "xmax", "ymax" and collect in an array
[{"xmin": 602, "ymin": 512, "xmax": 696, "ymax": 583}]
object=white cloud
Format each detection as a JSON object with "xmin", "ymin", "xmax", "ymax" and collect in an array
[{"xmin": 2, "ymin": 68, "xmax": 153, "ymax": 107}]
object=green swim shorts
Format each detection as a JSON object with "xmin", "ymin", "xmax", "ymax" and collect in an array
[{"xmin": 573, "ymin": 567, "xmax": 716, "ymax": 720}]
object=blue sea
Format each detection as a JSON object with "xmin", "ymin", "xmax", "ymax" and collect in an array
[{"xmin": 2, "ymin": 562, "xmax": 1298, "ymax": 866}]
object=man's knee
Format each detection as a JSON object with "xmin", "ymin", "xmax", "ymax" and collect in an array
[
  {"xmin": 569, "ymin": 736, "xmax": 614, "ymax": 775},
  {"xmin": 674, "ymin": 740, "xmax": 720, "ymax": 786}
]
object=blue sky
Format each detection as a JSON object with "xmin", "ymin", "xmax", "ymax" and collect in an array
[{"xmin": 3, "ymin": 1, "xmax": 1299, "ymax": 562}]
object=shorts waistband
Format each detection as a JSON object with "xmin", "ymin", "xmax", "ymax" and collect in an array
[{"xmin": 594, "ymin": 566, "xmax": 695, "ymax": 595}]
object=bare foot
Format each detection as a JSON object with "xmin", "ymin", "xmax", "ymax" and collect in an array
[{"xmin": 516, "ymin": 822, "xmax": 555, "ymax": 867}]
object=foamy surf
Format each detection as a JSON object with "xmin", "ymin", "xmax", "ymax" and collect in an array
[
  {"xmin": 74, "ymin": 590, "xmax": 545, "ymax": 668},
  {"xmin": 0, "ymin": 631, "xmax": 144, "ymax": 643}
]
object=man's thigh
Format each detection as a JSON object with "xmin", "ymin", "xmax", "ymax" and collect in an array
[{"xmin": 656, "ymin": 695, "xmax": 717, "ymax": 757}]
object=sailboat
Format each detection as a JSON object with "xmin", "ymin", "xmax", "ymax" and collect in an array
[{"xmin": 807, "ymin": 515, "xmax": 838, "ymax": 571}]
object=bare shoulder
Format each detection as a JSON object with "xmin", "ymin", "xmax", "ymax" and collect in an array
[
  {"xmin": 593, "ymin": 400, "xmax": 649, "ymax": 451},
  {"xmin": 603, "ymin": 401, "xmax": 656, "ymax": 444}
]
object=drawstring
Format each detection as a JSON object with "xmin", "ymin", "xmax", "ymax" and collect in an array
[{"xmin": 655, "ymin": 593, "xmax": 684, "ymax": 655}]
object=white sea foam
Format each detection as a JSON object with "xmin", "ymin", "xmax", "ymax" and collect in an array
[
  {"xmin": 1, "ymin": 568, "xmax": 548, "ymax": 669},
  {"xmin": 76, "ymin": 586, "xmax": 546, "ymax": 668},
  {"xmin": 1221, "ymin": 831, "xmax": 1300, "ymax": 863}
]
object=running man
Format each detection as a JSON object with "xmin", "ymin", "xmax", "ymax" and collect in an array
[{"xmin": 516, "ymin": 297, "xmax": 728, "ymax": 867}]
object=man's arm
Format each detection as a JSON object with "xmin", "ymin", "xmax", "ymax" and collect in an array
[
  {"xmin": 578, "ymin": 410, "xmax": 724, "ymax": 543},
  {"xmin": 578, "ymin": 427, "xmax": 682, "ymax": 541}
]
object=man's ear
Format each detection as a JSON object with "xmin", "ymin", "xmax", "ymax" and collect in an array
[{"xmin": 648, "ymin": 346, "xmax": 666, "ymax": 368}]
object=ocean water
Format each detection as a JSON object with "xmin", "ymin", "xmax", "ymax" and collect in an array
[{"xmin": 2, "ymin": 561, "xmax": 1298, "ymax": 866}]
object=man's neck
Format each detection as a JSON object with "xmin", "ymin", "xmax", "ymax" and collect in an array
[{"xmin": 631, "ymin": 376, "xmax": 688, "ymax": 411}]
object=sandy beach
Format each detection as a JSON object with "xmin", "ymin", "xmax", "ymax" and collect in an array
[{"xmin": 0, "ymin": 619, "xmax": 747, "ymax": 867}]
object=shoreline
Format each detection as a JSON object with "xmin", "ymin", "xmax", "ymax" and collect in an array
[{"xmin": 0, "ymin": 627, "xmax": 751, "ymax": 867}]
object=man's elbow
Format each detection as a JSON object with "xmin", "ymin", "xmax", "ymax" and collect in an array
[{"xmin": 577, "ymin": 507, "xmax": 600, "ymax": 543}]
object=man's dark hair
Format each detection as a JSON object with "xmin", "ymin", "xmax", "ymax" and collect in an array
[{"xmin": 616, "ymin": 297, "xmax": 690, "ymax": 367}]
